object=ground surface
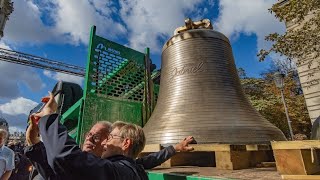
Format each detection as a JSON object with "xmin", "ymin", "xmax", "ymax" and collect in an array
[{"xmin": 150, "ymin": 166, "xmax": 282, "ymax": 180}]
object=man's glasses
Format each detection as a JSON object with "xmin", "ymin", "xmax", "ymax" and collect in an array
[
  {"xmin": 85, "ymin": 132, "xmax": 101, "ymax": 143},
  {"xmin": 107, "ymin": 134, "xmax": 124, "ymax": 141}
]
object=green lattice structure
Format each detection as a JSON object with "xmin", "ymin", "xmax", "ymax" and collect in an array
[
  {"xmin": 78, "ymin": 26, "xmax": 153, "ymax": 143},
  {"xmin": 61, "ymin": 26, "xmax": 156, "ymax": 143}
]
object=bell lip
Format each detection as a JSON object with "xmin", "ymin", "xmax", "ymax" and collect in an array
[{"xmin": 162, "ymin": 29, "xmax": 231, "ymax": 52}]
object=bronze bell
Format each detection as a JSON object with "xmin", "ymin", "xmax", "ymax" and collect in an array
[{"xmin": 143, "ymin": 19, "xmax": 286, "ymax": 145}]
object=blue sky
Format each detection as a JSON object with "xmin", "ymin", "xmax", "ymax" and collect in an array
[{"xmin": 0, "ymin": 0, "xmax": 285, "ymax": 132}]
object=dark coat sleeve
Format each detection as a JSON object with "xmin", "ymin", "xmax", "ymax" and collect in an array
[
  {"xmin": 135, "ymin": 145, "xmax": 176, "ymax": 169},
  {"xmin": 24, "ymin": 142, "xmax": 47, "ymax": 165},
  {"xmin": 37, "ymin": 113, "xmax": 136, "ymax": 180},
  {"xmin": 24, "ymin": 142, "xmax": 55, "ymax": 179}
]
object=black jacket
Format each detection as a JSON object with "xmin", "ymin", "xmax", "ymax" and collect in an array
[
  {"xmin": 24, "ymin": 142, "xmax": 56, "ymax": 180},
  {"xmin": 26, "ymin": 142, "xmax": 175, "ymax": 180},
  {"xmin": 35, "ymin": 114, "xmax": 174, "ymax": 180}
]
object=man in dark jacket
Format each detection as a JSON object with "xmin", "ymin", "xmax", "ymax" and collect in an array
[
  {"xmin": 25, "ymin": 112, "xmax": 194, "ymax": 180},
  {"xmin": 34, "ymin": 111, "xmax": 147, "ymax": 179},
  {"xmin": 29, "ymin": 92, "xmax": 194, "ymax": 180},
  {"xmin": 25, "ymin": 119, "xmax": 193, "ymax": 179}
]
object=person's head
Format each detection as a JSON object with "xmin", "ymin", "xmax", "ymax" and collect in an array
[
  {"xmin": 7, "ymin": 141, "xmax": 14, "ymax": 150},
  {"xmin": 0, "ymin": 129, "xmax": 8, "ymax": 147},
  {"xmin": 101, "ymin": 121, "xmax": 146, "ymax": 159},
  {"xmin": 82, "ymin": 121, "xmax": 112, "ymax": 157}
]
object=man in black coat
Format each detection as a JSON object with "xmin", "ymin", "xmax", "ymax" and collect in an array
[
  {"xmin": 25, "ymin": 120, "xmax": 194, "ymax": 179},
  {"xmin": 28, "ymin": 92, "xmax": 194, "ymax": 180}
]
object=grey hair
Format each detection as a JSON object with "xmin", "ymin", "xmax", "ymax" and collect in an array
[
  {"xmin": 95, "ymin": 121, "xmax": 112, "ymax": 133},
  {"xmin": 0, "ymin": 128, "xmax": 8, "ymax": 139},
  {"xmin": 111, "ymin": 121, "xmax": 128, "ymax": 130},
  {"xmin": 119, "ymin": 124, "xmax": 146, "ymax": 158}
]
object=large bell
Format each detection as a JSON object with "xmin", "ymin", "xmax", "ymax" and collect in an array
[{"xmin": 143, "ymin": 19, "xmax": 286, "ymax": 145}]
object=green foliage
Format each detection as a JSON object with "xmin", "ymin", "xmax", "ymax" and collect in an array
[
  {"xmin": 237, "ymin": 67, "xmax": 247, "ymax": 79},
  {"xmin": 270, "ymin": 0, "xmax": 320, "ymax": 22},
  {"xmin": 258, "ymin": 0, "xmax": 320, "ymax": 86},
  {"xmin": 241, "ymin": 72, "xmax": 311, "ymax": 138}
]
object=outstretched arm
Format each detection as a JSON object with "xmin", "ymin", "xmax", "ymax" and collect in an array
[{"xmin": 136, "ymin": 136, "xmax": 195, "ymax": 169}]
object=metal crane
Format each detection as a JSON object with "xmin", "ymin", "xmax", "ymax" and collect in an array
[{"xmin": 0, "ymin": 47, "xmax": 85, "ymax": 77}]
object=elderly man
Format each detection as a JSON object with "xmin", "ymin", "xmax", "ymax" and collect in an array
[
  {"xmin": 0, "ymin": 129, "xmax": 15, "ymax": 180},
  {"xmin": 26, "ymin": 120, "xmax": 193, "ymax": 179},
  {"xmin": 25, "ymin": 120, "xmax": 112, "ymax": 179},
  {"xmin": 28, "ymin": 93, "xmax": 194, "ymax": 179}
]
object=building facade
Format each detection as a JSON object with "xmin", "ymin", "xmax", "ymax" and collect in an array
[{"xmin": 278, "ymin": 0, "xmax": 320, "ymax": 123}]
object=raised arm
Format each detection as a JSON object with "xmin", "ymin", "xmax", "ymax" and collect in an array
[
  {"xmin": 32, "ymin": 93, "xmax": 118, "ymax": 179},
  {"xmin": 136, "ymin": 136, "xmax": 195, "ymax": 169}
]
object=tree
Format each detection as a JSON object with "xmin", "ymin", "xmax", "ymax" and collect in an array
[
  {"xmin": 258, "ymin": 0, "xmax": 320, "ymax": 85},
  {"xmin": 241, "ymin": 70, "xmax": 311, "ymax": 138},
  {"xmin": 237, "ymin": 67, "xmax": 247, "ymax": 79}
]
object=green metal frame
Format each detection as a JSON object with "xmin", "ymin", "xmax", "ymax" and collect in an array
[
  {"xmin": 60, "ymin": 98, "xmax": 84, "ymax": 141},
  {"xmin": 147, "ymin": 172, "xmax": 234, "ymax": 180},
  {"xmin": 79, "ymin": 26, "xmax": 152, "ymax": 144},
  {"xmin": 60, "ymin": 26, "xmax": 158, "ymax": 143}
]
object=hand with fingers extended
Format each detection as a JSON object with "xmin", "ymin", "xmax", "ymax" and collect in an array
[
  {"xmin": 26, "ymin": 116, "xmax": 40, "ymax": 146},
  {"xmin": 174, "ymin": 136, "xmax": 195, "ymax": 152},
  {"xmin": 30, "ymin": 92, "xmax": 58, "ymax": 125}
]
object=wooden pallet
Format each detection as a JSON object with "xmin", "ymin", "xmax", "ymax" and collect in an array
[
  {"xmin": 281, "ymin": 175, "xmax": 320, "ymax": 180},
  {"xmin": 272, "ymin": 140, "xmax": 320, "ymax": 175},
  {"xmin": 140, "ymin": 143, "xmax": 273, "ymax": 170}
]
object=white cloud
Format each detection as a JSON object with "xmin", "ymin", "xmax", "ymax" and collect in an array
[
  {"xmin": 3, "ymin": 0, "xmax": 58, "ymax": 45},
  {"xmin": 0, "ymin": 97, "xmax": 37, "ymax": 116},
  {"xmin": 215, "ymin": 0, "xmax": 286, "ymax": 52},
  {"xmin": 43, "ymin": 70, "xmax": 84, "ymax": 86},
  {"xmin": 0, "ymin": 42, "xmax": 12, "ymax": 50},
  {"xmin": 119, "ymin": 0, "xmax": 204, "ymax": 52},
  {"xmin": 4, "ymin": 0, "xmax": 126, "ymax": 46},
  {"xmin": 51, "ymin": 0, "xmax": 126, "ymax": 45},
  {"xmin": 0, "ymin": 61, "xmax": 45, "ymax": 99}
]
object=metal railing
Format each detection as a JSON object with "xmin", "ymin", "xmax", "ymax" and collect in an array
[{"xmin": 0, "ymin": 47, "xmax": 85, "ymax": 77}]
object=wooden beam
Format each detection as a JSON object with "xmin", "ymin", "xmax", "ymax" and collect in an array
[
  {"xmin": 256, "ymin": 162, "xmax": 276, "ymax": 168},
  {"xmin": 272, "ymin": 140, "xmax": 320, "ymax": 150},
  {"xmin": 273, "ymin": 149, "xmax": 320, "ymax": 175},
  {"xmin": 141, "ymin": 144, "xmax": 161, "ymax": 153},
  {"xmin": 192, "ymin": 144, "xmax": 232, "ymax": 151},
  {"xmin": 246, "ymin": 144, "xmax": 271, "ymax": 151},
  {"xmin": 142, "ymin": 144, "xmax": 249, "ymax": 152},
  {"xmin": 281, "ymin": 175, "xmax": 320, "ymax": 180},
  {"xmin": 191, "ymin": 144, "xmax": 247, "ymax": 151}
]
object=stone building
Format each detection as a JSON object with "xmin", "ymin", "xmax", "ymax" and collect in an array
[{"xmin": 278, "ymin": 0, "xmax": 320, "ymax": 123}]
